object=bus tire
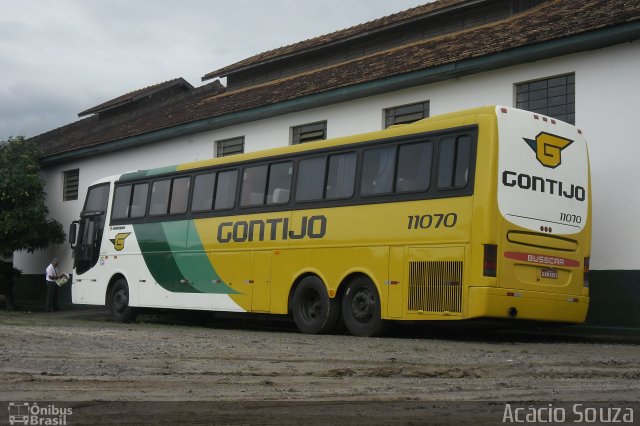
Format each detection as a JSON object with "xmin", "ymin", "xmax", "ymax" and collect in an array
[
  {"xmin": 109, "ymin": 278, "xmax": 137, "ymax": 323},
  {"xmin": 341, "ymin": 277, "xmax": 388, "ymax": 337},
  {"xmin": 292, "ymin": 276, "xmax": 340, "ymax": 334}
]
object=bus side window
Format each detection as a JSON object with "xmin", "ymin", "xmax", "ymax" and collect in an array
[
  {"xmin": 215, "ymin": 170, "xmax": 237, "ymax": 210},
  {"xmin": 396, "ymin": 141, "xmax": 432, "ymax": 193},
  {"xmin": 241, "ymin": 165, "xmax": 268, "ymax": 207},
  {"xmin": 130, "ymin": 183, "xmax": 149, "ymax": 218},
  {"xmin": 437, "ymin": 135, "xmax": 471, "ymax": 189},
  {"xmin": 169, "ymin": 177, "xmax": 190, "ymax": 214},
  {"xmin": 266, "ymin": 162, "xmax": 293, "ymax": 205},
  {"xmin": 361, "ymin": 146, "xmax": 396, "ymax": 196},
  {"xmin": 296, "ymin": 157, "xmax": 326, "ymax": 202},
  {"xmin": 149, "ymin": 180, "xmax": 171, "ymax": 215},
  {"xmin": 326, "ymin": 152, "xmax": 356, "ymax": 199},
  {"xmin": 454, "ymin": 135, "xmax": 471, "ymax": 187},
  {"xmin": 192, "ymin": 173, "xmax": 216, "ymax": 212},
  {"xmin": 112, "ymin": 185, "xmax": 132, "ymax": 219}
]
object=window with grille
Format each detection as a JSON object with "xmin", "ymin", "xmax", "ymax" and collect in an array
[
  {"xmin": 216, "ymin": 136, "xmax": 244, "ymax": 157},
  {"xmin": 384, "ymin": 101, "xmax": 430, "ymax": 128},
  {"xmin": 291, "ymin": 121, "xmax": 327, "ymax": 145},
  {"xmin": 516, "ymin": 74, "xmax": 575, "ymax": 124},
  {"xmin": 63, "ymin": 169, "xmax": 79, "ymax": 201}
]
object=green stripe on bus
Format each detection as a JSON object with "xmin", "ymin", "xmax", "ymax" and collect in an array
[{"xmin": 134, "ymin": 221, "xmax": 237, "ymax": 295}]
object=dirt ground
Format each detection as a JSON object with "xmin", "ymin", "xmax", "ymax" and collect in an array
[{"xmin": 1, "ymin": 308, "xmax": 639, "ymax": 425}]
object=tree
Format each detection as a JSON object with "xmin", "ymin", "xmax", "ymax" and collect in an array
[{"xmin": 0, "ymin": 136, "xmax": 65, "ymax": 309}]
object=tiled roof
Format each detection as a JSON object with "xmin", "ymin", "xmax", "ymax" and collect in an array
[
  {"xmin": 77, "ymin": 77, "xmax": 194, "ymax": 117},
  {"xmin": 201, "ymin": 0, "xmax": 468, "ymax": 80},
  {"xmin": 33, "ymin": 0, "xmax": 640, "ymax": 160},
  {"xmin": 32, "ymin": 80, "xmax": 225, "ymax": 157}
]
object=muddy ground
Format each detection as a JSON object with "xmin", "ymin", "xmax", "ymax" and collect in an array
[{"xmin": 1, "ymin": 308, "xmax": 639, "ymax": 425}]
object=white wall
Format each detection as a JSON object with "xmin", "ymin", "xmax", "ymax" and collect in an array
[{"xmin": 15, "ymin": 40, "xmax": 640, "ymax": 274}]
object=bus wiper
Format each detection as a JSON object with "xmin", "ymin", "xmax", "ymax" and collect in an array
[{"xmin": 80, "ymin": 210, "xmax": 105, "ymax": 217}]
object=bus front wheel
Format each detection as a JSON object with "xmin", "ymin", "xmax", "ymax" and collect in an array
[
  {"xmin": 108, "ymin": 278, "xmax": 137, "ymax": 323},
  {"xmin": 342, "ymin": 277, "xmax": 388, "ymax": 337},
  {"xmin": 292, "ymin": 276, "xmax": 340, "ymax": 334}
]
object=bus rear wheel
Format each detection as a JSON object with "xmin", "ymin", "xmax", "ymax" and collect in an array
[
  {"xmin": 109, "ymin": 278, "xmax": 137, "ymax": 323},
  {"xmin": 342, "ymin": 277, "xmax": 387, "ymax": 337},
  {"xmin": 292, "ymin": 276, "xmax": 340, "ymax": 334}
]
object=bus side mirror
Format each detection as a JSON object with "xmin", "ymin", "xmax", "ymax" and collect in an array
[{"xmin": 69, "ymin": 221, "xmax": 79, "ymax": 248}]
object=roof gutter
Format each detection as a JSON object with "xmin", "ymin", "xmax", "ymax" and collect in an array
[{"xmin": 41, "ymin": 21, "xmax": 640, "ymax": 166}]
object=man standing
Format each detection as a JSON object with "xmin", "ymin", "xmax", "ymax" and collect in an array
[{"xmin": 45, "ymin": 258, "xmax": 61, "ymax": 312}]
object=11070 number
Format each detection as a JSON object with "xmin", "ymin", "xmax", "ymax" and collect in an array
[
  {"xmin": 407, "ymin": 213, "xmax": 457, "ymax": 229},
  {"xmin": 560, "ymin": 213, "xmax": 582, "ymax": 224}
]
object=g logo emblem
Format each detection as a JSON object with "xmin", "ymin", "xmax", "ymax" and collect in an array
[
  {"xmin": 109, "ymin": 232, "xmax": 131, "ymax": 251},
  {"xmin": 524, "ymin": 132, "xmax": 573, "ymax": 169}
]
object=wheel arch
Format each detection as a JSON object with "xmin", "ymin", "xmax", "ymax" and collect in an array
[
  {"xmin": 287, "ymin": 270, "xmax": 327, "ymax": 315},
  {"xmin": 288, "ymin": 270, "xmax": 382, "ymax": 315},
  {"xmin": 105, "ymin": 272, "xmax": 127, "ymax": 306},
  {"xmin": 336, "ymin": 271, "xmax": 380, "ymax": 303}
]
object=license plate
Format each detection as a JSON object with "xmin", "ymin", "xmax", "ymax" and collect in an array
[{"xmin": 541, "ymin": 268, "xmax": 558, "ymax": 279}]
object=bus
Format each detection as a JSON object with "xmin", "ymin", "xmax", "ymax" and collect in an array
[{"xmin": 68, "ymin": 105, "xmax": 591, "ymax": 337}]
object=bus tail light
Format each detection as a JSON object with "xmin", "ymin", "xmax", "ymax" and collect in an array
[
  {"xmin": 583, "ymin": 257, "xmax": 590, "ymax": 288},
  {"xmin": 483, "ymin": 244, "xmax": 497, "ymax": 277}
]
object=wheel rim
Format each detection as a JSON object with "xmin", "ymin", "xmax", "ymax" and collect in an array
[
  {"xmin": 113, "ymin": 288, "xmax": 128, "ymax": 314},
  {"xmin": 301, "ymin": 289, "xmax": 322, "ymax": 323},
  {"xmin": 350, "ymin": 287, "xmax": 375, "ymax": 323}
]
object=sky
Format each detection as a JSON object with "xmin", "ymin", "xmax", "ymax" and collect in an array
[{"xmin": 0, "ymin": 0, "xmax": 429, "ymax": 141}]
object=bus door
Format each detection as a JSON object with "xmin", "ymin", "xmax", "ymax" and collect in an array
[
  {"xmin": 74, "ymin": 212, "xmax": 102, "ymax": 275},
  {"xmin": 70, "ymin": 183, "xmax": 110, "ymax": 303},
  {"xmin": 210, "ymin": 251, "xmax": 253, "ymax": 312},
  {"xmin": 72, "ymin": 185, "xmax": 110, "ymax": 274}
]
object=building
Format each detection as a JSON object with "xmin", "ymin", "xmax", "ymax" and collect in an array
[{"xmin": 16, "ymin": 0, "xmax": 640, "ymax": 326}]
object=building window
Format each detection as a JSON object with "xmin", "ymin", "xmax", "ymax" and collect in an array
[
  {"xmin": 291, "ymin": 121, "xmax": 327, "ymax": 145},
  {"xmin": 216, "ymin": 136, "xmax": 244, "ymax": 157},
  {"xmin": 384, "ymin": 101, "xmax": 430, "ymax": 128},
  {"xmin": 63, "ymin": 169, "xmax": 79, "ymax": 201},
  {"xmin": 516, "ymin": 74, "xmax": 575, "ymax": 124}
]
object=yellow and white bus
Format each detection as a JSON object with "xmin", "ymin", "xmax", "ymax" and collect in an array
[{"xmin": 69, "ymin": 105, "xmax": 591, "ymax": 336}]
